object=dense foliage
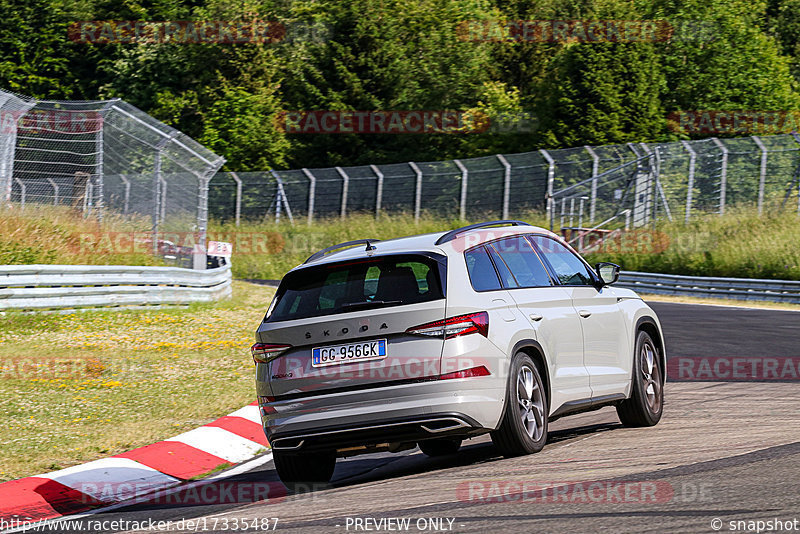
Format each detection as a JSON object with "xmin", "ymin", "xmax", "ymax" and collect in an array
[{"xmin": 2, "ymin": 0, "xmax": 800, "ymax": 169}]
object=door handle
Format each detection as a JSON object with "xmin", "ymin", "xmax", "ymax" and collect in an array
[
  {"xmin": 529, "ymin": 313, "xmax": 543, "ymax": 322},
  {"xmin": 578, "ymin": 310, "xmax": 592, "ymax": 318}
]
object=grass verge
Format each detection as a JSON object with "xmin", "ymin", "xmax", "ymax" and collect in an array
[
  {"xmin": 3, "ymin": 205, "xmax": 799, "ymax": 281},
  {"xmin": 0, "ymin": 281, "xmax": 273, "ymax": 482}
]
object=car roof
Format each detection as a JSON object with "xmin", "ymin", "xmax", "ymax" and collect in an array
[{"xmin": 291, "ymin": 223, "xmax": 560, "ymax": 272}]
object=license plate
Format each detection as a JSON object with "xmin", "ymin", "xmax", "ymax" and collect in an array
[{"xmin": 312, "ymin": 339, "xmax": 387, "ymax": 368}]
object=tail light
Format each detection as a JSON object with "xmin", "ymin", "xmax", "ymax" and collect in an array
[
  {"xmin": 406, "ymin": 311, "xmax": 489, "ymax": 339},
  {"xmin": 440, "ymin": 365, "xmax": 491, "ymax": 380},
  {"xmin": 251, "ymin": 343, "xmax": 292, "ymax": 364}
]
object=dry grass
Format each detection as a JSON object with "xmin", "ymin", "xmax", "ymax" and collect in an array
[
  {"xmin": 585, "ymin": 207, "xmax": 800, "ymax": 280},
  {"xmin": 0, "ymin": 282, "xmax": 274, "ymax": 482},
  {"xmin": 0, "ymin": 204, "xmax": 161, "ymax": 266}
]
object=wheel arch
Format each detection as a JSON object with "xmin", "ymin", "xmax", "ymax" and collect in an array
[
  {"xmin": 510, "ymin": 339, "xmax": 551, "ymax": 410},
  {"xmin": 634, "ymin": 316, "xmax": 666, "ymax": 381}
]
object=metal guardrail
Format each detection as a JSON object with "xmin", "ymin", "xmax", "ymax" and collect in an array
[
  {"xmin": 618, "ymin": 271, "xmax": 800, "ymax": 304},
  {"xmin": 0, "ymin": 264, "xmax": 232, "ymax": 311}
]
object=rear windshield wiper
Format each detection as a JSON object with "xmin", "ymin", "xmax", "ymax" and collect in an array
[{"xmin": 340, "ymin": 300, "xmax": 403, "ymax": 311}]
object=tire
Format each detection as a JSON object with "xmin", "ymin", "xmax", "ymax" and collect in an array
[
  {"xmin": 273, "ymin": 451, "xmax": 336, "ymax": 490},
  {"xmin": 617, "ymin": 330, "xmax": 664, "ymax": 427},
  {"xmin": 491, "ymin": 352, "xmax": 548, "ymax": 457},
  {"xmin": 419, "ymin": 438, "xmax": 462, "ymax": 457}
]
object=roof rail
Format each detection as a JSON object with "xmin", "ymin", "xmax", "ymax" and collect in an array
[
  {"xmin": 304, "ymin": 239, "xmax": 380, "ymax": 264},
  {"xmin": 435, "ymin": 220, "xmax": 530, "ymax": 245}
]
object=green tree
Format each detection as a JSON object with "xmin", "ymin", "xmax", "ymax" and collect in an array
[{"xmin": 645, "ymin": 0, "xmax": 800, "ymax": 118}]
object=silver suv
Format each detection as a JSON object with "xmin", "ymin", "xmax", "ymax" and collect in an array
[{"xmin": 253, "ymin": 221, "xmax": 666, "ymax": 487}]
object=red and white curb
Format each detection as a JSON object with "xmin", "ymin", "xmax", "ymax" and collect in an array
[{"xmin": 0, "ymin": 402, "xmax": 270, "ymax": 525}]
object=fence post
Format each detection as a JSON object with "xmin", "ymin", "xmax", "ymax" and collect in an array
[
  {"xmin": 751, "ymin": 136, "xmax": 767, "ymax": 215},
  {"xmin": 152, "ymin": 147, "xmax": 163, "ymax": 254},
  {"xmin": 584, "ymin": 145, "xmax": 599, "ymax": 224},
  {"xmin": 302, "ymin": 168, "xmax": 316, "ymax": 224},
  {"xmin": 120, "ymin": 174, "xmax": 130, "ymax": 214},
  {"xmin": 640, "ymin": 143, "xmax": 672, "ymax": 223},
  {"xmin": 454, "ymin": 159, "xmax": 468, "ymax": 220},
  {"xmin": 409, "ymin": 162, "xmax": 422, "ymax": 223},
  {"xmin": 540, "ymin": 149, "xmax": 555, "ymax": 230},
  {"xmin": 335, "ymin": 166, "xmax": 349, "ymax": 219},
  {"xmin": 93, "ymin": 100, "xmax": 115, "ymax": 222},
  {"xmin": 711, "ymin": 137, "xmax": 728, "ymax": 215},
  {"xmin": 194, "ymin": 165, "xmax": 218, "ymax": 270},
  {"xmin": 681, "ymin": 140, "xmax": 696, "ymax": 223},
  {"xmin": 94, "ymin": 126, "xmax": 103, "ymax": 221},
  {"xmin": 272, "ymin": 172, "xmax": 294, "ymax": 225},
  {"xmin": 370, "ymin": 165, "xmax": 384, "ymax": 219},
  {"xmin": 14, "ymin": 178, "xmax": 25, "ymax": 210},
  {"xmin": 46, "ymin": 177, "xmax": 58, "ymax": 206},
  {"xmin": 229, "ymin": 172, "xmax": 243, "ymax": 226},
  {"xmin": 497, "ymin": 154, "xmax": 511, "ymax": 219},
  {"xmin": 83, "ymin": 179, "xmax": 93, "ymax": 218},
  {"xmin": 159, "ymin": 177, "xmax": 168, "ymax": 224}
]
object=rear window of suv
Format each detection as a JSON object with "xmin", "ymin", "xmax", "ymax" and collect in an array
[{"xmin": 265, "ymin": 254, "xmax": 445, "ymax": 322}]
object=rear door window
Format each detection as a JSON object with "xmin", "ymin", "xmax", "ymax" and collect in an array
[
  {"xmin": 267, "ymin": 254, "xmax": 444, "ymax": 322},
  {"xmin": 489, "ymin": 236, "xmax": 552, "ymax": 288}
]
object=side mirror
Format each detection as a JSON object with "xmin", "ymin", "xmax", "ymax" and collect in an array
[{"xmin": 595, "ymin": 262, "xmax": 620, "ymax": 286}]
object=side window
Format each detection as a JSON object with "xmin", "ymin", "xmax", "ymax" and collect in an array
[
  {"xmin": 465, "ymin": 246, "xmax": 502, "ymax": 291},
  {"xmin": 530, "ymin": 235, "xmax": 594, "ymax": 286},
  {"xmin": 486, "ymin": 246, "xmax": 518, "ymax": 288},
  {"xmin": 489, "ymin": 236, "xmax": 552, "ymax": 288}
]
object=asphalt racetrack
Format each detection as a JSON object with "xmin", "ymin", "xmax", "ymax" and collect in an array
[{"xmin": 49, "ymin": 301, "xmax": 800, "ymax": 534}]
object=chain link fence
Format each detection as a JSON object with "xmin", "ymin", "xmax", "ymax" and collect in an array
[
  {"xmin": 209, "ymin": 134, "xmax": 800, "ymax": 232},
  {"xmin": 0, "ymin": 89, "xmax": 225, "ymax": 268}
]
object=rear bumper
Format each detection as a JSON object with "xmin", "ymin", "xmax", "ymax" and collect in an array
[
  {"xmin": 258, "ymin": 377, "xmax": 505, "ymax": 452},
  {"xmin": 269, "ymin": 413, "xmax": 483, "ymax": 453}
]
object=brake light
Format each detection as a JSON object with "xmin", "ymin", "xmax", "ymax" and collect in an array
[
  {"xmin": 439, "ymin": 365, "xmax": 491, "ymax": 380},
  {"xmin": 251, "ymin": 343, "xmax": 292, "ymax": 364},
  {"xmin": 406, "ymin": 311, "xmax": 489, "ymax": 339}
]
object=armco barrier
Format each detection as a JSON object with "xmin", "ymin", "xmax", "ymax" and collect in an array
[
  {"xmin": 618, "ymin": 271, "xmax": 800, "ymax": 304},
  {"xmin": 0, "ymin": 264, "xmax": 232, "ymax": 311}
]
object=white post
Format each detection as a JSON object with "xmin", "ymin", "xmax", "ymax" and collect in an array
[
  {"xmin": 409, "ymin": 162, "xmax": 423, "ymax": 223},
  {"xmin": 569, "ymin": 197, "xmax": 575, "ymax": 227},
  {"xmin": 454, "ymin": 159, "xmax": 468, "ymax": 221},
  {"xmin": 584, "ymin": 145, "xmax": 599, "ymax": 224},
  {"xmin": 335, "ymin": 166, "xmax": 349, "ymax": 219},
  {"xmin": 14, "ymin": 177, "xmax": 25, "ymax": 210},
  {"xmin": 370, "ymin": 164, "xmax": 383, "ymax": 219},
  {"xmin": 120, "ymin": 174, "xmax": 130, "ymax": 214},
  {"xmin": 159, "ymin": 178, "xmax": 168, "ymax": 224},
  {"xmin": 540, "ymin": 149, "xmax": 555, "ymax": 230},
  {"xmin": 681, "ymin": 140, "xmax": 696, "ymax": 223},
  {"xmin": 711, "ymin": 137, "xmax": 728, "ymax": 215},
  {"xmin": 46, "ymin": 177, "xmax": 58, "ymax": 205},
  {"xmin": 230, "ymin": 172, "xmax": 243, "ymax": 226},
  {"xmin": 276, "ymin": 178, "xmax": 294, "ymax": 224},
  {"xmin": 640, "ymin": 143, "xmax": 672, "ymax": 222},
  {"xmin": 497, "ymin": 154, "xmax": 511, "ymax": 219},
  {"xmin": 752, "ymin": 136, "xmax": 767, "ymax": 215},
  {"xmin": 302, "ymin": 168, "xmax": 316, "ymax": 225}
]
